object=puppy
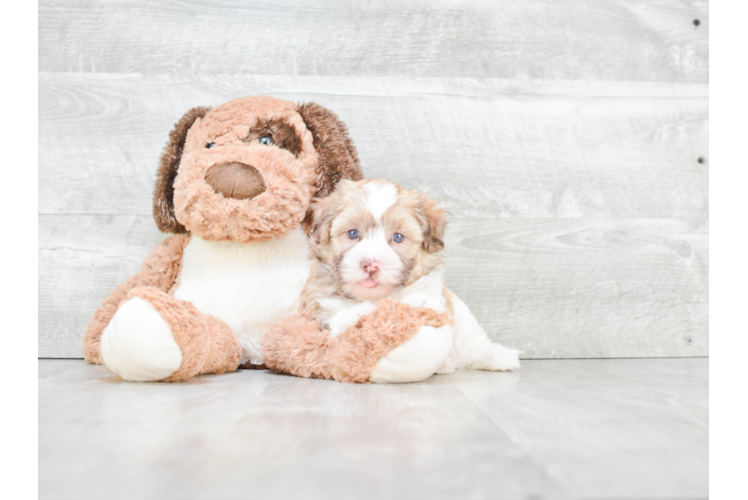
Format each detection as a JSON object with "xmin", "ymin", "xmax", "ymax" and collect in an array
[{"xmin": 299, "ymin": 179, "xmax": 521, "ymax": 374}]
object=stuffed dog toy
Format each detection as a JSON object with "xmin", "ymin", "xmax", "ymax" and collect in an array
[{"xmin": 82, "ymin": 95, "xmax": 374, "ymax": 381}]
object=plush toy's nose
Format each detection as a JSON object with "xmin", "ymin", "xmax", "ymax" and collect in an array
[{"xmin": 205, "ymin": 162, "xmax": 266, "ymax": 200}]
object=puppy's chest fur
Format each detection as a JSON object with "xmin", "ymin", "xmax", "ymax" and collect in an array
[
  {"xmin": 315, "ymin": 267, "xmax": 452, "ymax": 329},
  {"xmin": 173, "ymin": 228, "xmax": 311, "ymax": 345}
]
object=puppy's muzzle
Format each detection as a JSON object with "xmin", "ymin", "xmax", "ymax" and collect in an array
[{"xmin": 205, "ymin": 162, "xmax": 266, "ymax": 200}]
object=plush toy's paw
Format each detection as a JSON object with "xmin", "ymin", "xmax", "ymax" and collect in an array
[
  {"xmin": 101, "ymin": 287, "xmax": 240, "ymax": 382},
  {"xmin": 398, "ymin": 292, "xmax": 446, "ymax": 314},
  {"xmin": 468, "ymin": 343, "xmax": 522, "ymax": 372},
  {"xmin": 369, "ymin": 324, "xmax": 453, "ymax": 383},
  {"xmin": 101, "ymin": 297, "xmax": 183, "ymax": 382},
  {"xmin": 328, "ymin": 301, "xmax": 378, "ymax": 337}
]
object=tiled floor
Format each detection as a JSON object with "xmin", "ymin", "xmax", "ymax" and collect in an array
[{"xmin": 38, "ymin": 358, "xmax": 708, "ymax": 500}]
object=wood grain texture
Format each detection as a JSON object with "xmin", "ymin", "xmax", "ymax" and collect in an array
[
  {"xmin": 444, "ymin": 217, "xmax": 707, "ymax": 358},
  {"xmin": 39, "ymin": 214, "xmax": 707, "ymax": 359},
  {"xmin": 39, "ymin": 73, "xmax": 708, "ymax": 220},
  {"xmin": 38, "ymin": 73, "xmax": 709, "ymax": 358},
  {"xmin": 38, "ymin": 0, "xmax": 708, "ymax": 82},
  {"xmin": 39, "ymin": 358, "xmax": 708, "ymax": 499},
  {"xmin": 39, "ymin": 215, "xmax": 165, "ymax": 358},
  {"xmin": 38, "ymin": 1, "xmax": 709, "ymax": 360}
]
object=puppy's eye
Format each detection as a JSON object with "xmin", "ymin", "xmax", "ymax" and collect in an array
[
  {"xmin": 205, "ymin": 142, "xmax": 215, "ymax": 149},
  {"xmin": 259, "ymin": 136, "xmax": 273, "ymax": 145},
  {"xmin": 347, "ymin": 230, "xmax": 359, "ymax": 240},
  {"xmin": 392, "ymin": 233, "xmax": 404, "ymax": 243}
]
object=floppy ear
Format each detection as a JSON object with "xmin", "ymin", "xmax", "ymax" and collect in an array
[
  {"xmin": 307, "ymin": 184, "xmax": 353, "ymax": 245},
  {"xmin": 414, "ymin": 193, "xmax": 449, "ymax": 253},
  {"xmin": 153, "ymin": 106, "xmax": 210, "ymax": 233},
  {"xmin": 297, "ymin": 102, "xmax": 363, "ymax": 199}
]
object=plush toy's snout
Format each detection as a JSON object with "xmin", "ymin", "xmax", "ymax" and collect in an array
[{"xmin": 205, "ymin": 162, "xmax": 266, "ymax": 200}]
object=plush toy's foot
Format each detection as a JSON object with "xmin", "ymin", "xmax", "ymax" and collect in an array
[
  {"xmin": 100, "ymin": 287, "xmax": 241, "ymax": 382},
  {"xmin": 368, "ymin": 324, "xmax": 453, "ymax": 383},
  {"xmin": 263, "ymin": 299, "xmax": 450, "ymax": 383}
]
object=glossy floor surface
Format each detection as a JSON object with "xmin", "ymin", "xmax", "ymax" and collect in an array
[{"xmin": 39, "ymin": 358, "xmax": 708, "ymax": 500}]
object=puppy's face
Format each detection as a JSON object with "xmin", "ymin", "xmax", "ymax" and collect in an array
[{"xmin": 310, "ymin": 179, "xmax": 448, "ymax": 301}]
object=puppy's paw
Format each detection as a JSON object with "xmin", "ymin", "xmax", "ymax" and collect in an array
[
  {"xmin": 329, "ymin": 301, "xmax": 378, "ymax": 336},
  {"xmin": 469, "ymin": 343, "xmax": 522, "ymax": 372},
  {"xmin": 435, "ymin": 355, "xmax": 457, "ymax": 375},
  {"xmin": 398, "ymin": 293, "xmax": 446, "ymax": 314}
]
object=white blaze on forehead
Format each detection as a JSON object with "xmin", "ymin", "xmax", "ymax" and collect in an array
[{"xmin": 363, "ymin": 181, "xmax": 398, "ymax": 221}]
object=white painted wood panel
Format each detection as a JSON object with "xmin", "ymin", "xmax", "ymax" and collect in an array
[
  {"xmin": 38, "ymin": 74, "xmax": 708, "ymax": 358},
  {"xmin": 39, "ymin": 74, "xmax": 708, "ymax": 220},
  {"xmin": 37, "ymin": 2, "xmax": 709, "ymax": 360},
  {"xmin": 38, "ymin": 0, "xmax": 708, "ymax": 82},
  {"xmin": 39, "ymin": 214, "xmax": 707, "ymax": 359},
  {"xmin": 39, "ymin": 215, "xmax": 165, "ymax": 357}
]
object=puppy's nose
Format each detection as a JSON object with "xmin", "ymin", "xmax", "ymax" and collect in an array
[
  {"xmin": 362, "ymin": 258, "xmax": 380, "ymax": 274},
  {"xmin": 205, "ymin": 162, "xmax": 266, "ymax": 200}
]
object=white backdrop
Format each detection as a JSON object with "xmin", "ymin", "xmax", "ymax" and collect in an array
[{"xmin": 38, "ymin": 0, "xmax": 708, "ymax": 359}]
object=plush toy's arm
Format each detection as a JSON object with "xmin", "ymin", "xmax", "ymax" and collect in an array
[
  {"xmin": 82, "ymin": 233, "xmax": 191, "ymax": 364},
  {"xmin": 262, "ymin": 298, "xmax": 449, "ymax": 383}
]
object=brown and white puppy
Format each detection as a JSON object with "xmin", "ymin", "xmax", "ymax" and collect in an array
[{"xmin": 300, "ymin": 179, "xmax": 521, "ymax": 376}]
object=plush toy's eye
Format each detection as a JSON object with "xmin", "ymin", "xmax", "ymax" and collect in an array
[
  {"xmin": 259, "ymin": 136, "xmax": 273, "ymax": 145},
  {"xmin": 347, "ymin": 230, "xmax": 359, "ymax": 240},
  {"xmin": 392, "ymin": 233, "xmax": 405, "ymax": 243},
  {"xmin": 205, "ymin": 142, "xmax": 215, "ymax": 149}
]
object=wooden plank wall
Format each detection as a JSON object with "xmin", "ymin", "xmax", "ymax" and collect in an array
[{"xmin": 38, "ymin": 0, "xmax": 709, "ymax": 359}]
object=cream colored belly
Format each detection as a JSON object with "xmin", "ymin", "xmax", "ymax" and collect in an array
[{"xmin": 173, "ymin": 229, "xmax": 311, "ymax": 364}]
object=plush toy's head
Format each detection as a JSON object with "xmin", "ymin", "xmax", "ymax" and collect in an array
[{"xmin": 153, "ymin": 96, "xmax": 362, "ymax": 242}]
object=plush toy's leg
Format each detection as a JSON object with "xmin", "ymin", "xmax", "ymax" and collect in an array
[
  {"xmin": 83, "ymin": 281, "xmax": 135, "ymax": 365},
  {"xmin": 100, "ymin": 287, "xmax": 241, "ymax": 382},
  {"xmin": 368, "ymin": 324, "xmax": 453, "ymax": 383},
  {"xmin": 263, "ymin": 299, "xmax": 449, "ymax": 383}
]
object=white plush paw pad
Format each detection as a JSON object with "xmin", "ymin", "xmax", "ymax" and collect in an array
[
  {"xmin": 101, "ymin": 297, "xmax": 183, "ymax": 382},
  {"xmin": 470, "ymin": 343, "xmax": 522, "ymax": 372},
  {"xmin": 370, "ymin": 325, "xmax": 454, "ymax": 383}
]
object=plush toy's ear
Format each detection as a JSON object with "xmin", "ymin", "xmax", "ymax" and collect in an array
[
  {"xmin": 297, "ymin": 103, "xmax": 363, "ymax": 198},
  {"xmin": 153, "ymin": 106, "xmax": 211, "ymax": 233},
  {"xmin": 414, "ymin": 192, "xmax": 449, "ymax": 253}
]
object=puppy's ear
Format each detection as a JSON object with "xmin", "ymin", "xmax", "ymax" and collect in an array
[
  {"xmin": 309, "ymin": 180, "xmax": 356, "ymax": 245},
  {"xmin": 297, "ymin": 102, "xmax": 363, "ymax": 198},
  {"xmin": 153, "ymin": 106, "xmax": 210, "ymax": 233},
  {"xmin": 414, "ymin": 192, "xmax": 449, "ymax": 253}
]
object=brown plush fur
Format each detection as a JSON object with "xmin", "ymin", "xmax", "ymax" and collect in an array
[
  {"xmin": 263, "ymin": 299, "xmax": 448, "ymax": 383},
  {"xmin": 297, "ymin": 103, "xmax": 363, "ymax": 199},
  {"xmin": 152, "ymin": 97, "xmax": 363, "ymax": 243},
  {"xmin": 83, "ymin": 234, "xmax": 190, "ymax": 364},
  {"xmin": 154, "ymin": 106, "xmax": 210, "ymax": 234},
  {"xmin": 125, "ymin": 287, "xmax": 241, "ymax": 382},
  {"xmin": 84, "ymin": 96, "xmax": 364, "ymax": 379},
  {"xmin": 246, "ymin": 117, "xmax": 303, "ymax": 157}
]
